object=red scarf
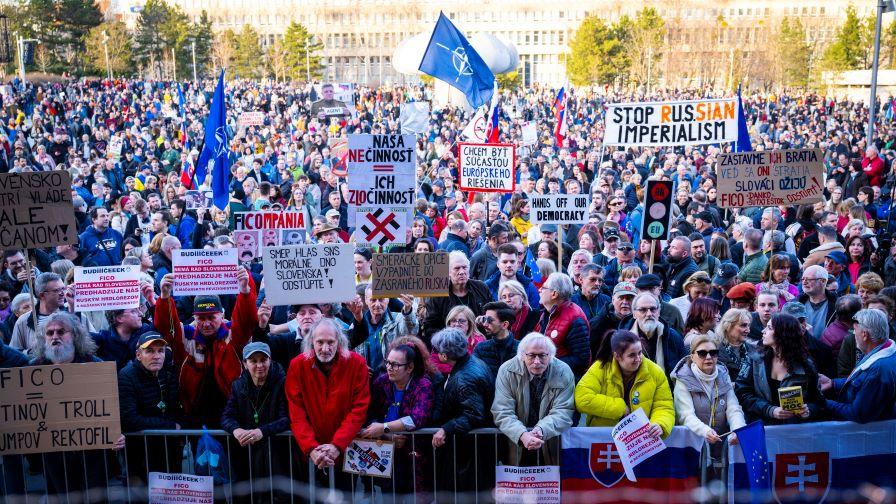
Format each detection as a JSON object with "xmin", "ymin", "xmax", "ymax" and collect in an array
[{"xmin": 510, "ymin": 305, "xmax": 530, "ymax": 339}]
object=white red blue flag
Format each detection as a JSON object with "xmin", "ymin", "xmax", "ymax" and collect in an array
[{"xmin": 552, "ymin": 87, "xmax": 568, "ymax": 146}]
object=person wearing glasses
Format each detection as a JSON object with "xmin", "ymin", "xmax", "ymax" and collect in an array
[
  {"xmin": 671, "ymin": 335, "xmax": 745, "ymax": 477},
  {"xmin": 537, "ymin": 272, "xmax": 591, "ymax": 379},
  {"xmin": 361, "ymin": 343, "xmax": 435, "ymax": 497},
  {"xmin": 605, "ymin": 197, "xmax": 630, "ymax": 237},
  {"xmin": 492, "ymin": 333, "xmax": 575, "ymax": 466},
  {"xmin": 575, "ymin": 329, "xmax": 674, "ymax": 437},
  {"xmin": 669, "ymin": 270, "xmax": 712, "ymax": 321},
  {"xmin": 798, "ymin": 264, "xmax": 837, "ymax": 342},
  {"xmin": 9, "ymin": 272, "xmax": 67, "ymax": 354},
  {"xmin": 619, "ymin": 292, "xmax": 686, "ymax": 379}
]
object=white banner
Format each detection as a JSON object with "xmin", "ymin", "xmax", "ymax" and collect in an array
[
  {"xmin": 74, "ymin": 265, "xmax": 140, "ymax": 312},
  {"xmin": 461, "ymin": 108, "xmax": 489, "ymax": 143},
  {"xmin": 399, "ymin": 102, "xmax": 431, "ymax": 134},
  {"xmin": 521, "ymin": 121, "xmax": 538, "ymax": 146},
  {"xmin": 604, "ymin": 98, "xmax": 738, "ymax": 146},
  {"xmin": 495, "ymin": 465, "xmax": 561, "ymax": 503},
  {"xmin": 611, "ymin": 408, "xmax": 666, "ymax": 482},
  {"xmin": 238, "ymin": 111, "xmax": 265, "ymax": 128},
  {"xmin": 352, "ymin": 206, "xmax": 409, "ymax": 247},
  {"xmin": 346, "ymin": 134, "xmax": 416, "ymax": 227},
  {"xmin": 717, "ymin": 149, "xmax": 825, "ymax": 208},
  {"xmin": 530, "ymin": 194, "xmax": 589, "ymax": 225},
  {"xmin": 261, "ymin": 244, "xmax": 355, "ymax": 306},
  {"xmin": 458, "ymin": 143, "xmax": 516, "ymax": 193},
  {"xmin": 172, "ymin": 249, "xmax": 239, "ymax": 296},
  {"xmin": 148, "ymin": 472, "xmax": 213, "ymax": 504},
  {"xmin": 107, "ymin": 135, "xmax": 123, "ymax": 161}
]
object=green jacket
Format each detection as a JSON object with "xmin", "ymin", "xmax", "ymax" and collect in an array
[{"xmin": 739, "ymin": 251, "xmax": 768, "ymax": 284}]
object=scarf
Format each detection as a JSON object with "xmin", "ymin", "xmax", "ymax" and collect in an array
[
  {"xmin": 766, "ymin": 280, "xmax": 796, "ymax": 302},
  {"xmin": 511, "ymin": 304, "xmax": 530, "ymax": 338},
  {"xmin": 690, "ymin": 362, "xmax": 718, "ymax": 401}
]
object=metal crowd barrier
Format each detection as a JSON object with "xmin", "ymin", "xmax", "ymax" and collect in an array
[{"xmin": 0, "ymin": 427, "xmax": 720, "ymax": 504}]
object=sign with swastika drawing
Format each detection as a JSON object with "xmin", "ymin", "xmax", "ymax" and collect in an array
[{"xmin": 354, "ymin": 206, "xmax": 409, "ymax": 247}]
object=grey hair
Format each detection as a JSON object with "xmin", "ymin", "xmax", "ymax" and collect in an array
[
  {"xmin": 161, "ymin": 235, "xmax": 181, "ymax": 251},
  {"xmin": 743, "ymin": 228, "xmax": 763, "ymax": 250},
  {"xmin": 855, "ymin": 308, "xmax": 889, "ymax": 343},
  {"xmin": 544, "ymin": 272, "xmax": 574, "ymax": 301},
  {"xmin": 431, "ymin": 327, "xmax": 469, "ymax": 360},
  {"xmin": 50, "ymin": 259, "xmax": 75, "ymax": 279},
  {"xmin": 448, "ymin": 250, "xmax": 470, "ymax": 268},
  {"xmin": 632, "ymin": 292, "xmax": 659, "ymax": 309},
  {"xmin": 763, "ymin": 207, "xmax": 781, "ymax": 221},
  {"xmin": 35, "ymin": 272, "xmax": 62, "ymax": 296},
  {"xmin": 31, "ymin": 312, "xmax": 96, "ymax": 362},
  {"xmin": 449, "ymin": 219, "xmax": 468, "ymax": 233},
  {"xmin": 733, "ymin": 216, "xmax": 753, "ymax": 234},
  {"xmin": 10, "ymin": 293, "xmax": 31, "ymax": 313},
  {"xmin": 499, "ymin": 280, "xmax": 529, "ymax": 306},
  {"xmin": 517, "ymin": 332, "xmax": 556, "ymax": 360},
  {"xmin": 302, "ymin": 318, "xmax": 350, "ymax": 357}
]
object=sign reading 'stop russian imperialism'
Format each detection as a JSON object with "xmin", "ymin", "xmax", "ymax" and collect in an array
[
  {"xmin": 604, "ymin": 98, "xmax": 739, "ymax": 146},
  {"xmin": 717, "ymin": 149, "xmax": 824, "ymax": 208},
  {"xmin": 458, "ymin": 143, "xmax": 516, "ymax": 193}
]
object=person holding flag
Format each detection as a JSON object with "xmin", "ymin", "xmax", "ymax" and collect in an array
[
  {"xmin": 552, "ymin": 87, "xmax": 567, "ymax": 147},
  {"xmin": 177, "ymin": 83, "xmax": 197, "ymax": 190}
]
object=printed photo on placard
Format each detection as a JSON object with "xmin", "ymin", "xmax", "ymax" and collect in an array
[
  {"xmin": 280, "ymin": 229, "xmax": 307, "ymax": 246},
  {"xmin": 234, "ymin": 230, "xmax": 259, "ymax": 263},
  {"xmin": 185, "ymin": 190, "xmax": 213, "ymax": 210}
]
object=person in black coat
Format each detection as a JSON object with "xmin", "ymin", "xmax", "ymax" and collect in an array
[
  {"xmin": 664, "ymin": 236, "xmax": 699, "ymax": 299},
  {"xmin": 221, "ymin": 342, "xmax": 291, "ymax": 504},
  {"xmin": 472, "ymin": 302, "xmax": 519, "ymax": 378},
  {"xmin": 423, "ymin": 252, "xmax": 493, "ymax": 341},
  {"xmin": 431, "ymin": 328, "xmax": 495, "ymax": 497},
  {"xmin": 118, "ymin": 332, "xmax": 182, "ymax": 487}
]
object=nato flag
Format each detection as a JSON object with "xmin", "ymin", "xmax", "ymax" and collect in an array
[
  {"xmin": 196, "ymin": 70, "xmax": 231, "ymax": 210},
  {"xmin": 734, "ymin": 420, "xmax": 770, "ymax": 504},
  {"xmin": 735, "ymin": 85, "xmax": 753, "ymax": 152},
  {"xmin": 418, "ymin": 12, "xmax": 495, "ymax": 109}
]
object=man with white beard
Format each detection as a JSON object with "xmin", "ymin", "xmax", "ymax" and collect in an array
[
  {"xmin": 618, "ymin": 292, "xmax": 686, "ymax": 380},
  {"xmin": 29, "ymin": 312, "xmax": 101, "ymax": 365}
]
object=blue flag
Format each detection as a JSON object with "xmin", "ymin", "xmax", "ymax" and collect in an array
[
  {"xmin": 418, "ymin": 12, "xmax": 495, "ymax": 109},
  {"xmin": 735, "ymin": 84, "xmax": 753, "ymax": 152},
  {"xmin": 524, "ymin": 248, "xmax": 541, "ymax": 284},
  {"xmin": 196, "ymin": 71, "xmax": 230, "ymax": 210},
  {"xmin": 734, "ymin": 420, "xmax": 770, "ymax": 503}
]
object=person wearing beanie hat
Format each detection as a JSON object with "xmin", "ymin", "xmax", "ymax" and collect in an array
[{"xmin": 726, "ymin": 282, "xmax": 757, "ymax": 311}]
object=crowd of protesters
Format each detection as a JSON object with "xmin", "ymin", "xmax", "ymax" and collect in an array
[{"xmin": 1, "ymin": 75, "xmax": 896, "ymax": 502}]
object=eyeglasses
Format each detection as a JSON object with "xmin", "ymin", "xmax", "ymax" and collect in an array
[
  {"xmin": 448, "ymin": 319, "xmax": 468, "ymax": 327},
  {"xmin": 385, "ymin": 361, "xmax": 408, "ymax": 369},
  {"xmin": 695, "ymin": 349, "xmax": 719, "ymax": 359},
  {"xmin": 45, "ymin": 328, "xmax": 71, "ymax": 337},
  {"xmin": 802, "ymin": 277, "xmax": 825, "ymax": 283},
  {"xmin": 634, "ymin": 306, "xmax": 659, "ymax": 313},
  {"xmin": 610, "ymin": 201, "xmax": 623, "ymax": 207},
  {"xmin": 45, "ymin": 288, "xmax": 65, "ymax": 295},
  {"xmin": 525, "ymin": 353, "xmax": 549, "ymax": 361},
  {"xmin": 692, "ymin": 278, "xmax": 711, "ymax": 284},
  {"xmin": 480, "ymin": 315, "xmax": 495, "ymax": 324}
]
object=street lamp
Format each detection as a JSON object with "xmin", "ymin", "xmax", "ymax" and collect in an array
[
  {"xmin": 305, "ymin": 35, "xmax": 317, "ymax": 83},
  {"xmin": 102, "ymin": 30, "xmax": 111, "ymax": 80},
  {"xmin": 191, "ymin": 40, "xmax": 197, "ymax": 82}
]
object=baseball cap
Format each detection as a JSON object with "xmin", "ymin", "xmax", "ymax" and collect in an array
[
  {"xmin": 325, "ymin": 208, "xmax": 340, "ymax": 219},
  {"xmin": 617, "ymin": 241, "xmax": 634, "ymax": 252},
  {"xmin": 242, "ymin": 341, "xmax": 271, "ymax": 360},
  {"xmin": 603, "ymin": 228, "xmax": 620, "ymax": 240},
  {"xmin": 782, "ymin": 302, "xmax": 807, "ymax": 320},
  {"xmin": 713, "ymin": 263, "xmax": 740, "ymax": 286},
  {"xmin": 613, "ymin": 281, "xmax": 637, "ymax": 298},
  {"xmin": 137, "ymin": 331, "xmax": 167, "ymax": 349},
  {"xmin": 193, "ymin": 295, "xmax": 223, "ymax": 314},
  {"xmin": 635, "ymin": 274, "xmax": 662, "ymax": 290},
  {"xmin": 726, "ymin": 282, "xmax": 756, "ymax": 301},
  {"xmin": 432, "ymin": 179, "xmax": 446, "ymax": 189},
  {"xmin": 541, "ymin": 224, "xmax": 558, "ymax": 234},
  {"xmin": 825, "ymin": 251, "xmax": 848, "ymax": 266}
]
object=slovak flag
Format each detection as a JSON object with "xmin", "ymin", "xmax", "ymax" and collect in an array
[
  {"xmin": 486, "ymin": 102, "xmax": 500, "ymax": 143},
  {"xmin": 552, "ymin": 87, "xmax": 568, "ymax": 146},
  {"xmin": 177, "ymin": 84, "xmax": 196, "ymax": 189}
]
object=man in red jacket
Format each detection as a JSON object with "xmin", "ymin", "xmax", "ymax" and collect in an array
[
  {"xmin": 862, "ymin": 145, "xmax": 885, "ymax": 188},
  {"xmin": 285, "ymin": 317, "xmax": 370, "ymax": 487},
  {"xmin": 155, "ymin": 268, "xmax": 257, "ymax": 427}
]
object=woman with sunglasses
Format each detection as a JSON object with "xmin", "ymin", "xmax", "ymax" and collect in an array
[
  {"xmin": 671, "ymin": 335, "xmax": 745, "ymax": 477},
  {"xmin": 735, "ymin": 313, "xmax": 824, "ymax": 424},
  {"xmin": 605, "ymin": 197, "xmax": 630, "ymax": 238}
]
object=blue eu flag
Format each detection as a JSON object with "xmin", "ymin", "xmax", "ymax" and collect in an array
[
  {"xmin": 734, "ymin": 420, "xmax": 770, "ymax": 503},
  {"xmin": 735, "ymin": 84, "xmax": 753, "ymax": 152},
  {"xmin": 419, "ymin": 12, "xmax": 495, "ymax": 109},
  {"xmin": 196, "ymin": 70, "xmax": 231, "ymax": 211}
]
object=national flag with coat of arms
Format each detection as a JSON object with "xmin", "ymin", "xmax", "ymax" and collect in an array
[
  {"xmin": 728, "ymin": 420, "xmax": 896, "ymax": 504},
  {"xmin": 561, "ymin": 427, "xmax": 703, "ymax": 502},
  {"xmin": 552, "ymin": 87, "xmax": 568, "ymax": 147}
]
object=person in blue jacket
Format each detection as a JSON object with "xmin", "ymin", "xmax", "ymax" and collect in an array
[
  {"xmin": 821, "ymin": 308, "xmax": 896, "ymax": 423},
  {"xmin": 79, "ymin": 207, "xmax": 124, "ymax": 266},
  {"xmin": 484, "ymin": 243, "xmax": 540, "ymax": 310},
  {"xmin": 169, "ymin": 199, "xmax": 197, "ymax": 247}
]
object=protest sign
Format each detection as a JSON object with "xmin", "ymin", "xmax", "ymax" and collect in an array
[
  {"xmin": 400, "ymin": 102, "xmax": 431, "ymax": 134},
  {"xmin": 261, "ymin": 244, "xmax": 355, "ymax": 306},
  {"xmin": 233, "ymin": 211, "xmax": 309, "ymax": 256},
  {"xmin": 521, "ymin": 121, "xmax": 538, "ymax": 146},
  {"xmin": 0, "ymin": 362, "xmax": 121, "ymax": 455},
  {"xmin": 495, "ymin": 466, "xmax": 561, "ymax": 504},
  {"xmin": 0, "ymin": 171, "xmax": 78, "ymax": 249},
  {"xmin": 604, "ymin": 98, "xmax": 738, "ymax": 146},
  {"xmin": 717, "ymin": 148, "xmax": 824, "ymax": 208},
  {"xmin": 530, "ymin": 194, "xmax": 589, "ymax": 225},
  {"xmin": 238, "ymin": 111, "xmax": 265, "ymax": 128},
  {"xmin": 234, "ymin": 211, "xmax": 307, "ymax": 231},
  {"xmin": 107, "ymin": 135, "xmax": 124, "ymax": 160},
  {"xmin": 371, "ymin": 252, "xmax": 450, "ymax": 298},
  {"xmin": 234, "ymin": 230, "xmax": 260, "ymax": 263},
  {"xmin": 458, "ymin": 143, "xmax": 516, "ymax": 193},
  {"xmin": 461, "ymin": 108, "xmax": 489, "ymax": 143},
  {"xmin": 353, "ymin": 206, "xmax": 410, "ymax": 247},
  {"xmin": 173, "ymin": 249, "xmax": 239, "ymax": 296},
  {"xmin": 343, "ymin": 439, "xmax": 394, "ymax": 478},
  {"xmin": 346, "ymin": 134, "xmax": 416, "ymax": 241},
  {"xmin": 148, "ymin": 472, "xmax": 213, "ymax": 504},
  {"xmin": 74, "ymin": 265, "xmax": 141, "ymax": 312},
  {"xmin": 328, "ymin": 137, "xmax": 349, "ymax": 177},
  {"xmin": 611, "ymin": 408, "xmax": 666, "ymax": 482}
]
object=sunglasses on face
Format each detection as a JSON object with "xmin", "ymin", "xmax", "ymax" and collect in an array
[
  {"xmin": 695, "ymin": 349, "xmax": 719, "ymax": 359},
  {"xmin": 692, "ymin": 278, "xmax": 711, "ymax": 284}
]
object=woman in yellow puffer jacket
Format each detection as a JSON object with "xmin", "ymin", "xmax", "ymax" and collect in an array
[{"xmin": 574, "ymin": 329, "xmax": 675, "ymax": 438}]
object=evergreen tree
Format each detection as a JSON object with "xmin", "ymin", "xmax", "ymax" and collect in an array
[
  {"xmin": 567, "ymin": 16, "xmax": 627, "ymax": 86},
  {"xmin": 820, "ymin": 5, "xmax": 864, "ymax": 71},
  {"xmin": 282, "ymin": 21, "xmax": 323, "ymax": 82},
  {"xmin": 26, "ymin": 0, "xmax": 102, "ymax": 73},
  {"xmin": 232, "ymin": 25, "xmax": 264, "ymax": 79},
  {"xmin": 84, "ymin": 21, "xmax": 134, "ymax": 77},
  {"xmin": 776, "ymin": 18, "xmax": 811, "ymax": 88}
]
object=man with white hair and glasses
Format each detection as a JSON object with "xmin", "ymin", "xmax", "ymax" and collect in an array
[
  {"xmin": 619, "ymin": 292, "xmax": 686, "ymax": 379},
  {"xmin": 820, "ymin": 308, "xmax": 896, "ymax": 423},
  {"xmin": 492, "ymin": 332, "xmax": 575, "ymax": 465}
]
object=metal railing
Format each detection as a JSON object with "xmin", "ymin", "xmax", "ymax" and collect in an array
[{"xmin": 0, "ymin": 427, "xmax": 717, "ymax": 504}]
